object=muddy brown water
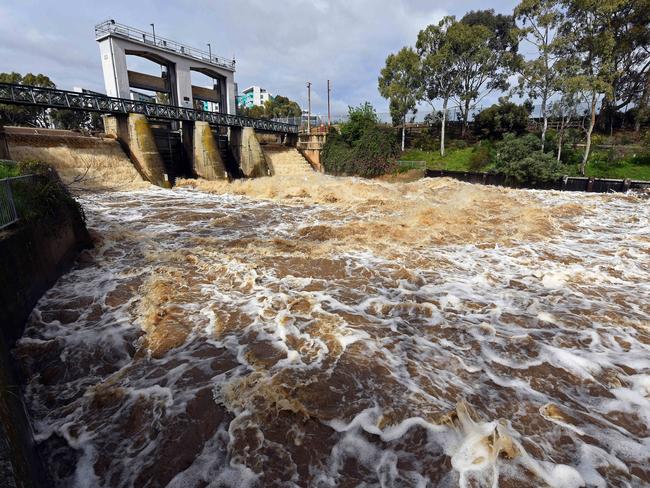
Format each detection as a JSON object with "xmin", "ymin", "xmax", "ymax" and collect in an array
[{"xmin": 13, "ymin": 175, "xmax": 650, "ymax": 487}]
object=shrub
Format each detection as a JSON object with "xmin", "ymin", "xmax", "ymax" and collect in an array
[
  {"xmin": 493, "ymin": 134, "xmax": 564, "ymax": 183},
  {"xmin": 339, "ymin": 102, "xmax": 379, "ymax": 144},
  {"xmin": 495, "ymin": 133, "xmax": 540, "ymax": 164},
  {"xmin": 321, "ymin": 130, "xmax": 355, "ymax": 175},
  {"xmin": 322, "ymin": 105, "xmax": 400, "ymax": 177},
  {"xmin": 449, "ymin": 139, "xmax": 468, "ymax": 150},
  {"xmin": 351, "ymin": 126, "xmax": 399, "ymax": 177},
  {"xmin": 494, "ymin": 152, "xmax": 565, "ymax": 183},
  {"xmin": 410, "ymin": 130, "xmax": 438, "ymax": 151},
  {"xmin": 468, "ymin": 141, "xmax": 493, "ymax": 170},
  {"xmin": 474, "ymin": 99, "xmax": 532, "ymax": 139}
]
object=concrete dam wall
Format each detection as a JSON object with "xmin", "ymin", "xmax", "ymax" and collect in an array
[{"xmin": 3, "ymin": 127, "xmax": 148, "ymax": 190}]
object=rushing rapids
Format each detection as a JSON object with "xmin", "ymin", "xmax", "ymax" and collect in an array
[{"xmin": 13, "ymin": 174, "xmax": 650, "ymax": 487}]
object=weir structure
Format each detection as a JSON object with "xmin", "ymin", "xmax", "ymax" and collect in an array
[{"xmin": 0, "ymin": 20, "xmax": 310, "ymax": 186}]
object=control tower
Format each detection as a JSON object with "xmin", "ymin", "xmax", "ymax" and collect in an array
[{"xmin": 95, "ymin": 19, "xmax": 236, "ymax": 114}]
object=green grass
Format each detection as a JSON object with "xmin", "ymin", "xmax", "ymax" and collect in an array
[
  {"xmin": 400, "ymin": 145, "xmax": 650, "ymax": 181},
  {"xmin": 400, "ymin": 147, "xmax": 478, "ymax": 171},
  {"xmin": 580, "ymin": 152, "xmax": 650, "ymax": 180}
]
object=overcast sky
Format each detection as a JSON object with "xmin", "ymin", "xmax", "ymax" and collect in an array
[{"xmin": 0, "ymin": 0, "xmax": 517, "ymax": 116}]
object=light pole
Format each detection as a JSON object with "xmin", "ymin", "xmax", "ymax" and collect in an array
[
  {"xmin": 150, "ymin": 23, "xmax": 156, "ymax": 44},
  {"xmin": 306, "ymin": 81, "xmax": 311, "ymax": 134},
  {"xmin": 327, "ymin": 80, "xmax": 331, "ymax": 128},
  {"xmin": 207, "ymin": 43, "xmax": 212, "ymax": 61}
]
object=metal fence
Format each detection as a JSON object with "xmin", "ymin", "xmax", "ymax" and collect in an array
[
  {"xmin": 425, "ymin": 169, "xmax": 650, "ymax": 193},
  {"xmin": 0, "ymin": 175, "xmax": 36, "ymax": 230}
]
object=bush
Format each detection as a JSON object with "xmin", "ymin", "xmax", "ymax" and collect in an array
[
  {"xmin": 474, "ymin": 99, "xmax": 532, "ymax": 139},
  {"xmin": 410, "ymin": 130, "xmax": 438, "ymax": 151},
  {"xmin": 321, "ymin": 130, "xmax": 354, "ymax": 175},
  {"xmin": 322, "ymin": 104, "xmax": 399, "ymax": 177},
  {"xmin": 339, "ymin": 102, "xmax": 379, "ymax": 144},
  {"xmin": 468, "ymin": 141, "xmax": 493, "ymax": 170},
  {"xmin": 352, "ymin": 126, "xmax": 400, "ymax": 176},
  {"xmin": 494, "ymin": 152, "xmax": 565, "ymax": 183},
  {"xmin": 495, "ymin": 133, "xmax": 540, "ymax": 164},
  {"xmin": 493, "ymin": 134, "xmax": 564, "ymax": 182}
]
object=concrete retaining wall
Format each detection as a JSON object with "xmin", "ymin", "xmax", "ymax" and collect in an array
[{"xmin": 0, "ymin": 185, "xmax": 92, "ymax": 488}]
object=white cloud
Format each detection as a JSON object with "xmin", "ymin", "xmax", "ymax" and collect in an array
[{"xmin": 0, "ymin": 0, "xmax": 517, "ymax": 114}]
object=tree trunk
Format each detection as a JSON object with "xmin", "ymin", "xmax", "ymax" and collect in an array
[
  {"xmin": 580, "ymin": 92, "xmax": 597, "ymax": 176},
  {"xmin": 540, "ymin": 98, "xmax": 548, "ymax": 153},
  {"xmin": 557, "ymin": 116, "xmax": 565, "ymax": 161},
  {"xmin": 461, "ymin": 99, "xmax": 470, "ymax": 138},
  {"xmin": 401, "ymin": 115, "xmax": 406, "ymax": 152},
  {"xmin": 440, "ymin": 98, "xmax": 448, "ymax": 157},
  {"xmin": 635, "ymin": 72, "xmax": 650, "ymax": 133}
]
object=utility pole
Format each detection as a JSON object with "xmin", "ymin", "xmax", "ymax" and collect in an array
[
  {"xmin": 306, "ymin": 81, "xmax": 312, "ymax": 134},
  {"xmin": 150, "ymin": 23, "xmax": 156, "ymax": 44},
  {"xmin": 207, "ymin": 43, "xmax": 211, "ymax": 61},
  {"xmin": 327, "ymin": 80, "xmax": 331, "ymax": 128}
]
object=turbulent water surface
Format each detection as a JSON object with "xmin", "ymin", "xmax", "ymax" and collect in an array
[{"xmin": 14, "ymin": 175, "xmax": 650, "ymax": 487}]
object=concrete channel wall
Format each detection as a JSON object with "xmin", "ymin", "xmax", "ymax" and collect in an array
[
  {"xmin": 425, "ymin": 169, "xmax": 650, "ymax": 193},
  {"xmin": 0, "ymin": 176, "xmax": 92, "ymax": 488}
]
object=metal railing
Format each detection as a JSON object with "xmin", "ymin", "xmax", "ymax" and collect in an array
[
  {"xmin": 0, "ymin": 175, "xmax": 35, "ymax": 230},
  {"xmin": 95, "ymin": 20, "xmax": 235, "ymax": 71},
  {"xmin": 0, "ymin": 83, "xmax": 298, "ymax": 134}
]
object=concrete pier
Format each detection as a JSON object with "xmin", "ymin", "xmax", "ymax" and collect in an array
[
  {"xmin": 104, "ymin": 114, "xmax": 168, "ymax": 187},
  {"xmin": 191, "ymin": 122, "xmax": 228, "ymax": 180},
  {"xmin": 230, "ymin": 127, "xmax": 269, "ymax": 177}
]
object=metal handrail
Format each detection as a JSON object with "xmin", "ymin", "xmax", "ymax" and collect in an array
[
  {"xmin": 95, "ymin": 20, "xmax": 235, "ymax": 71},
  {"xmin": 0, "ymin": 83, "xmax": 298, "ymax": 134},
  {"xmin": 0, "ymin": 174, "xmax": 36, "ymax": 230}
]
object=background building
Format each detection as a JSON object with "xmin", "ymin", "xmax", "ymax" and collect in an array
[{"xmin": 237, "ymin": 86, "xmax": 272, "ymax": 109}]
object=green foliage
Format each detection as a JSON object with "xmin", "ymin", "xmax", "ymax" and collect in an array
[
  {"xmin": 378, "ymin": 47, "xmax": 421, "ymax": 137},
  {"xmin": 3, "ymin": 160, "xmax": 85, "ymax": 226},
  {"xmin": 0, "ymin": 72, "xmax": 55, "ymax": 127},
  {"xmin": 493, "ymin": 133, "xmax": 564, "ymax": 182},
  {"xmin": 468, "ymin": 141, "xmax": 493, "ymax": 170},
  {"xmin": 474, "ymin": 99, "xmax": 532, "ymax": 138},
  {"xmin": 264, "ymin": 95, "xmax": 302, "ymax": 118},
  {"xmin": 52, "ymin": 110, "xmax": 104, "ymax": 132},
  {"xmin": 238, "ymin": 95, "xmax": 301, "ymax": 119},
  {"xmin": 322, "ymin": 104, "xmax": 400, "ymax": 177},
  {"xmin": 339, "ymin": 102, "xmax": 379, "ymax": 143},
  {"xmin": 0, "ymin": 161, "xmax": 20, "ymax": 178},
  {"xmin": 410, "ymin": 131, "xmax": 438, "ymax": 151},
  {"xmin": 495, "ymin": 133, "xmax": 541, "ymax": 164},
  {"xmin": 352, "ymin": 126, "xmax": 401, "ymax": 176}
]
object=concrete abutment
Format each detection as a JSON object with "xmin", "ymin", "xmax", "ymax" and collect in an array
[{"xmin": 103, "ymin": 114, "xmax": 169, "ymax": 187}]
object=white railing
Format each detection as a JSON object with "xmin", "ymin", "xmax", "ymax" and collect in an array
[{"xmin": 95, "ymin": 20, "xmax": 236, "ymax": 71}]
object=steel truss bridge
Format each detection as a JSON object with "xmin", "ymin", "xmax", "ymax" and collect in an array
[{"xmin": 0, "ymin": 83, "xmax": 298, "ymax": 134}]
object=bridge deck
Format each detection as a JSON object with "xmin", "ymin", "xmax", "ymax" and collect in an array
[{"xmin": 0, "ymin": 83, "xmax": 298, "ymax": 133}]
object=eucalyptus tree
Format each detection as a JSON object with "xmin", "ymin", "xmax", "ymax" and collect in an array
[
  {"xmin": 378, "ymin": 47, "xmax": 422, "ymax": 151},
  {"xmin": 514, "ymin": 0, "xmax": 566, "ymax": 152},
  {"xmin": 447, "ymin": 11, "xmax": 518, "ymax": 137},
  {"xmin": 560, "ymin": 0, "xmax": 618, "ymax": 175},
  {"xmin": 416, "ymin": 17, "xmax": 459, "ymax": 156},
  {"xmin": 603, "ymin": 0, "xmax": 650, "ymax": 134}
]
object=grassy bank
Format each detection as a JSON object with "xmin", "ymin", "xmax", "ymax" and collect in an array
[{"xmin": 399, "ymin": 145, "xmax": 650, "ymax": 180}]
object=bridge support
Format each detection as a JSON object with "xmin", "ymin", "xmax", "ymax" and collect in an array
[
  {"xmin": 230, "ymin": 127, "xmax": 269, "ymax": 177},
  {"xmin": 187, "ymin": 122, "xmax": 228, "ymax": 180},
  {"xmin": 103, "ymin": 114, "xmax": 168, "ymax": 187}
]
